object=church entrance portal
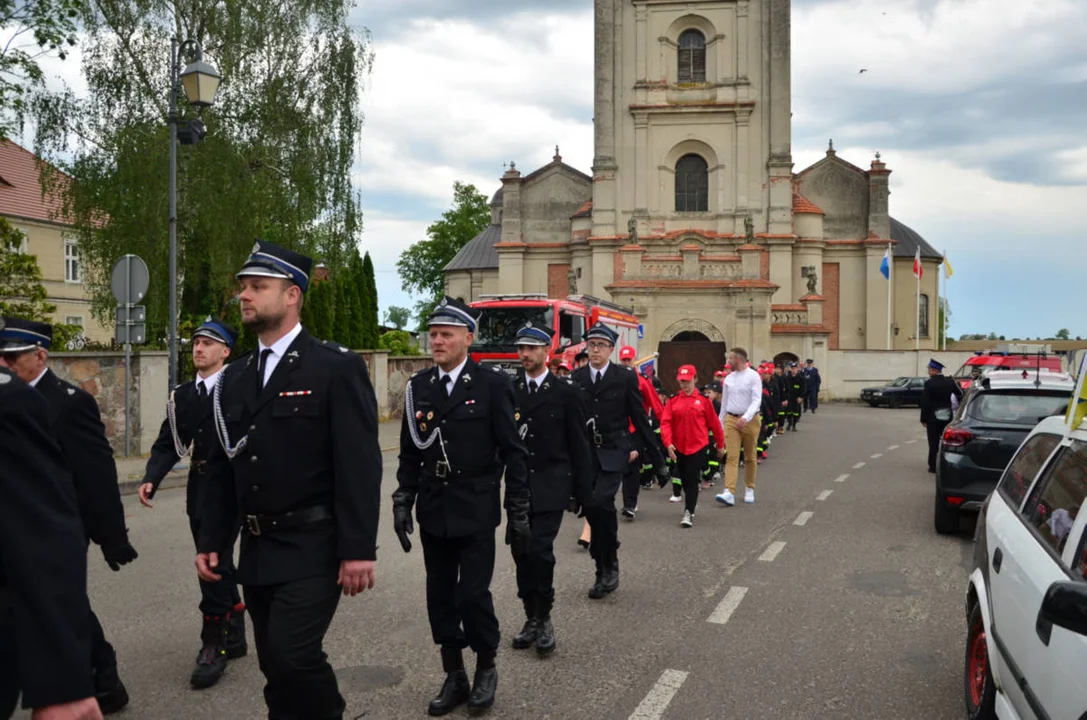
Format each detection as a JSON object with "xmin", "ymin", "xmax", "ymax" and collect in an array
[
  {"xmin": 658, "ymin": 331, "xmax": 728, "ymax": 395},
  {"xmin": 773, "ymin": 351, "xmax": 800, "ymax": 368}
]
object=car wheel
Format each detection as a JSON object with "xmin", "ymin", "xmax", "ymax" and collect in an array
[
  {"xmin": 887, "ymin": 396, "xmax": 901, "ymax": 409},
  {"xmin": 965, "ymin": 603, "xmax": 996, "ymax": 720},
  {"xmin": 934, "ymin": 495, "xmax": 960, "ymax": 535},
  {"xmin": 867, "ymin": 400, "xmax": 880, "ymax": 408}
]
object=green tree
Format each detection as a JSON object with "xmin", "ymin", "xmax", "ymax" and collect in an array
[
  {"xmin": 937, "ymin": 298, "xmax": 952, "ymax": 349},
  {"xmin": 1056, "ymin": 328, "xmax": 1070, "ymax": 340},
  {"xmin": 384, "ymin": 305, "xmax": 410, "ymax": 330},
  {"xmin": 332, "ymin": 271, "xmax": 362, "ymax": 348},
  {"xmin": 396, "ymin": 181, "xmax": 490, "ymax": 326},
  {"xmin": 0, "ymin": 0, "xmax": 84, "ymax": 141},
  {"xmin": 31, "ymin": 0, "xmax": 374, "ymax": 350},
  {"xmin": 0, "ymin": 217, "xmax": 79, "ymax": 347},
  {"xmin": 360, "ymin": 251, "xmax": 379, "ymax": 348},
  {"xmin": 301, "ymin": 278, "xmax": 335, "ymax": 341},
  {"xmin": 378, "ymin": 329, "xmax": 419, "ymax": 356}
]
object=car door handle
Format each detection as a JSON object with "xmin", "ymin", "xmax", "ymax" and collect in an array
[{"xmin": 993, "ymin": 548, "xmax": 1003, "ymax": 573}]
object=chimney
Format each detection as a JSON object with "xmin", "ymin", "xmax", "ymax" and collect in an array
[
  {"xmin": 500, "ymin": 161, "xmax": 522, "ymax": 244},
  {"xmin": 868, "ymin": 152, "xmax": 891, "ymax": 240}
]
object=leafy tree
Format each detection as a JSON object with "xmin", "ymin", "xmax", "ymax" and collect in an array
[
  {"xmin": 0, "ymin": 0, "xmax": 84, "ymax": 141},
  {"xmin": 396, "ymin": 181, "xmax": 490, "ymax": 326},
  {"xmin": 0, "ymin": 217, "xmax": 79, "ymax": 348},
  {"xmin": 1056, "ymin": 328, "xmax": 1070, "ymax": 340},
  {"xmin": 987, "ymin": 332, "xmax": 998, "ymax": 341},
  {"xmin": 937, "ymin": 298, "xmax": 952, "ymax": 348},
  {"xmin": 379, "ymin": 329, "xmax": 419, "ymax": 356},
  {"xmin": 360, "ymin": 251, "xmax": 379, "ymax": 348},
  {"xmin": 30, "ymin": 0, "xmax": 374, "ymax": 358},
  {"xmin": 384, "ymin": 305, "xmax": 410, "ymax": 330}
]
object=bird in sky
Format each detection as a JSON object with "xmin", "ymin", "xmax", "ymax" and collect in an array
[{"xmin": 859, "ymin": 68, "xmax": 869, "ymax": 74}]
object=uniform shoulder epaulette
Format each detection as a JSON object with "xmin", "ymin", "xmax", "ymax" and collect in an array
[
  {"xmin": 490, "ymin": 364, "xmax": 505, "ymax": 373},
  {"xmin": 411, "ymin": 367, "xmax": 432, "ymax": 379},
  {"xmin": 317, "ymin": 339, "xmax": 352, "ymax": 355},
  {"xmin": 620, "ymin": 364, "xmax": 633, "ymax": 372}
]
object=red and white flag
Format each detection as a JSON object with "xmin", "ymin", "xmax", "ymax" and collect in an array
[{"xmin": 912, "ymin": 247, "xmax": 923, "ymax": 280}]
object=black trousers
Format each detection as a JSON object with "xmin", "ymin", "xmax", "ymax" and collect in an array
[
  {"xmin": 245, "ymin": 573, "xmax": 344, "ymax": 720},
  {"xmin": 621, "ymin": 433, "xmax": 644, "ymax": 511},
  {"xmin": 808, "ymin": 389, "xmax": 820, "ymax": 412},
  {"xmin": 0, "ymin": 593, "xmax": 18, "ymax": 718},
  {"xmin": 421, "ymin": 531, "xmax": 499, "ymax": 654},
  {"xmin": 927, "ymin": 421, "xmax": 949, "ymax": 471},
  {"xmin": 189, "ymin": 515, "xmax": 241, "ymax": 617},
  {"xmin": 89, "ymin": 607, "xmax": 116, "ymax": 674},
  {"xmin": 513, "ymin": 511, "xmax": 564, "ymax": 611},
  {"xmin": 586, "ymin": 468, "xmax": 622, "ymax": 564},
  {"xmin": 675, "ymin": 447, "xmax": 707, "ymax": 514}
]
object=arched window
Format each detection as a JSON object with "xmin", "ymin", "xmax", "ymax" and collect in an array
[
  {"xmin": 919, "ymin": 293, "xmax": 930, "ymax": 338},
  {"xmin": 678, "ymin": 30, "xmax": 706, "ymax": 83},
  {"xmin": 675, "ymin": 154, "xmax": 709, "ymax": 212}
]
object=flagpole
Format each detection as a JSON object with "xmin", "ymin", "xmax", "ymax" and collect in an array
[
  {"xmin": 941, "ymin": 250, "xmax": 947, "ymax": 352},
  {"xmin": 886, "ymin": 242, "xmax": 893, "ymax": 350},
  {"xmin": 915, "ymin": 260, "xmax": 921, "ymax": 352}
]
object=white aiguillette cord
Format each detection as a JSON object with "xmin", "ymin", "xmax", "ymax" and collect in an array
[
  {"xmin": 212, "ymin": 374, "xmax": 248, "ymax": 459},
  {"xmin": 405, "ymin": 379, "xmax": 452, "ymax": 470},
  {"xmin": 166, "ymin": 389, "xmax": 189, "ymax": 458}
]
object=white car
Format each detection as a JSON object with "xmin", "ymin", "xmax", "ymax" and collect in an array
[{"xmin": 965, "ymin": 412, "xmax": 1087, "ymax": 719}]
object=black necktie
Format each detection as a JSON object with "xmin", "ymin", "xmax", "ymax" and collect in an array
[
  {"xmin": 257, "ymin": 349, "xmax": 272, "ymax": 390},
  {"xmin": 528, "ymin": 379, "xmax": 538, "ymax": 395},
  {"xmin": 442, "ymin": 374, "xmax": 452, "ymax": 395},
  {"xmin": 197, "ymin": 381, "xmax": 208, "ymax": 400},
  {"xmin": 593, "ymin": 370, "xmax": 600, "ymax": 385}
]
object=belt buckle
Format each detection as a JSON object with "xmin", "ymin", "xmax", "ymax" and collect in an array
[
  {"xmin": 245, "ymin": 515, "xmax": 261, "ymax": 536},
  {"xmin": 435, "ymin": 461, "xmax": 450, "ymax": 479}
]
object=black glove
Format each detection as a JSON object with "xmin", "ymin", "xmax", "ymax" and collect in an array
[
  {"xmin": 505, "ymin": 510, "xmax": 532, "ymax": 557},
  {"xmin": 656, "ymin": 466, "xmax": 671, "ymax": 488},
  {"xmin": 392, "ymin": 490, "xmax": 415, "ymax": 553},
  {"xmin": 567, "ymin": 496, "xmax": 581, "ymax": 515},
  {"xmin": 102, "ymin": 540, "xmax": 138, "ymax": 571}
]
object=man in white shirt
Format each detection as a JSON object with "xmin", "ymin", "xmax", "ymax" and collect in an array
[{"xmin": 716, "ymin": 348, "xmax": 763, "ymax": 506}]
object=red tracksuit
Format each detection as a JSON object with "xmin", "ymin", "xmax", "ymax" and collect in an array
[{"xmin": 661, "ymin": 391, "xmax": 724, "ymax": 514}]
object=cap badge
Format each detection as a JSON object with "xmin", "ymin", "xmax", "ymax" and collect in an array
[
  {"xmin": 440, "ymin": 298, "xmax": 448, "ymax": 307},
  {"xmin": 526, "ymin": 321, "xmax": 533, "ymax": 328},
  {"xmin": 251, "ymin": 241, "xmax": 260, "ymax": 254}
]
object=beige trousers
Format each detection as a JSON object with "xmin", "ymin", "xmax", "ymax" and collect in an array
[{"xmin": 723, "ymin": 414, "xmax": 761, "ymax": 492}]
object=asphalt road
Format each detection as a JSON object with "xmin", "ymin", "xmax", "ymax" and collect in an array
[{"xmin": 17, "ymin": 404, "xmax": 976, "ymax": 719}]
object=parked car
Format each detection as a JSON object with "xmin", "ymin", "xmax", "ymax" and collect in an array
[
  {"xmin": 860, "ymin": 376, "xmax": 926, "ymax": 407},
  {"xmin": 964, "ymin": 411, "xmax": 1087, "ymax": 720},
  {"xmin": 935, "ymin": 370, "xmax": 1074, "ymax": 534}
]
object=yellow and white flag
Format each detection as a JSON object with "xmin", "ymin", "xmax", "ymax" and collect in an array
[{"xmin": 943, "ymin": 256, "xmax": 953, "ymax": 279}]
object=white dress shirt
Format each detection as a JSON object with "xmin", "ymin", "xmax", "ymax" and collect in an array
[
  {"xmin": 29, "ymin": 367, "xmax": 48, "ymax": 388},
  {"xmin": 589, "ymin": 361, "xmax": 610, "ymax": 384},
  {"xmin": 194, "ymin": 368, "xmax": 223, "ymax": 395},
  {"xmin": 719, "ymin": 366, "xmax": 763, "ymax": 424},
  {"xmin": 525, "ymin": 368, "xmax": 549, "ymax": 389},
  {"xmin": 439, "ymin": 356, "xmax": 469, "ymax": 395},
  {"xmin": 257, "ymin": 322, "xmax": 303, "ymax": 388}
]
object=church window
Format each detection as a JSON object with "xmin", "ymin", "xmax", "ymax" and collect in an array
[
  {"xmin": 675, "ymin": 154, "xmax": 709, "ymax": 212},
  {"xmin": 919, "ymin": 293, "xmax": 930, "ymax": 338},
  {"xmin": 678, "ymin": 30, "xmax": 706, "ymax": 83}
]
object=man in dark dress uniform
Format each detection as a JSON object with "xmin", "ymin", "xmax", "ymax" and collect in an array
[
  {"xmin": 393, "ymin": 296, "xmax": 530, "ymax": 716},
  {"xmin": 509, "ymin": 322, "xmax": 593, "ymax": 655},
  {"xmin": 920, "ymin": 358, "xmax": 963, "ymax": 473},
  {"xmin": 803, "ymin": 359, "xmax": 822, "ymax": 414},
  {"xmin": 0, "ymin": 355, "xmax": 103, "ymax": 720},
  {"xmin": 570, "ymin": 323, "xmax": 667, "ymax": 599},
  {"xmin": 138, "ymin": 318, "xmax": 247, "ymax": 689},
  {"xmin": 195, "ymin": 241, "xmax": 382, "ymax": 720},
  {"xmin": 0, "ymin": 317, "xmax": 137, "ymax": 715}
]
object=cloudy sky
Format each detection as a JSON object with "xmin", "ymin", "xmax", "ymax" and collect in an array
[{"xmin": 348, "ymin": 0, "xmax": 1086, "ymax": 340}]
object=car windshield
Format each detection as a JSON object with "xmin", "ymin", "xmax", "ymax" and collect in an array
[
  {"xmin": 886, "ymin": 377, "xmax": 909, "ymax": 387},
  {"xmin": 470, "ymin": 306, "xmax": 555, "ymax": 353},
  {"xmin": 965, "ymin": 390, "xmax": 1070, "ymax": 425}
]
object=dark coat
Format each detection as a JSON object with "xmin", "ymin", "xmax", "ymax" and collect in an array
[
  {"xmin": 35, "ymin": 368, "xmax": 128, "ymax": 549},
  {"xmin": 141, "ymin": 377, "xmax": 217, "ymax": 515},
  {"xmin": 804, "ymin": 367, "xmax": 822, "ymax": 390},
  {"xmin": 196, "ymin": 329, "xmax": 383, "ymax": 586},
  {"xmin": 786, "ymin": 373, "xmax": 808, "ymax": 401},
  {"xmin": 0, "ymin": 369, "xmax": 95, "ymax": 709},
  {"xmin": 396, "ymin": 358, "xmax": 530, "ymax": 538},
  {"xmin": 513, "ymin": 370, "xmax": 594, "ymax": 513},
  {"xmin": 570, "ymin": 363, "xmax": 661, "ymax": 474},
  {"xmin": 920, "ymin": 374, "xmax": 963, "ymax": 423}
]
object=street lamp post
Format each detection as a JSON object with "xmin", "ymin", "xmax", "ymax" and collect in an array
[{"xmin": 167, "ymin": 38, "xmax": 221, "ymax": 389}]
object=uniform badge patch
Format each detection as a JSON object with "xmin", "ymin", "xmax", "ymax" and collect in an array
[
  {"xmin": 420, "ymin": 423, "xmax": 427, "ymax": 432},
  {"xmin": 0, "ymin": 374, "xmax": 9, "ymax": 384},
  {"xmin": 415, "ymin": 411, "xmax": 423, "ymax": 419},
  {"xmin": 67, "ymin": 388, "xmax": 76, "ymax": 395},
  {"xmin": 515, "ymin": 412, "xmax": 520, "ymax": 421}
]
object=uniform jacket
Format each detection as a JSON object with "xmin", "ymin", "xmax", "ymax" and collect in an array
[
  {"xmin": 36, "ymin": 368, "xmax": 128, "ymax": 549},
  {"xmin": 513, "ymin": 371, "xmax": 594, "ymax": 513},
  {"xmin": 142, "ymin": 378, "xmax": 217, "ymax": 516},
  {"xmin": 0, "ymin": 369, "xmax": 95, "ymax": 709},
  {"xmin": 920, "ymin": 374, "xmax": 963, "ymax": 423},
  {"xmin": 804, "ymin": 367, "xmax": 822, "ymax": 391},
  {"xmin": 396, "ymin": 358, "xmax": 529, "ymax": 538},
  {"xmin": 785, "ymin": 373, "xmax": 808, "ymax": 401},
  {"xmin": 760, "ymin": 386, "xmax": 777, "ymax": 425},
  {"xmin": 197, "ymin": 329, "xmax": 382, "ymax": 586},
  {"xmin": 571, "ymin": 363, "xmax": 662, "ymax": 474},
  {"xmin": 661, "ymin": 390, "xmax": 724, "ymax": 456}
]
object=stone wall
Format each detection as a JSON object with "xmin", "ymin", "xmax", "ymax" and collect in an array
[
  {"xmin": 386, "ymin": 356, "xmax": 435, "ymax": 420},
  {"xmin": 823, "ymin": 350, "xmax": 973, "ymax": 401}
]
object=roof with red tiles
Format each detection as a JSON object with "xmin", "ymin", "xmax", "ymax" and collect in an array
[
  {"xmin": 0, "ymin": 140, "xmax": 72, "ymax": 225},
  {"xmin": 792, "ymin": 193, "xmax": 824, "ymax": 215},
  {"xmin": 571, "ymin": 200, "xmax": 593, "ymax": 219}
]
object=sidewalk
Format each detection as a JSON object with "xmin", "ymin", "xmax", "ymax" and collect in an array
[{"xmin": 113, "ymin": 419, "xmax": 403, "ymax": 495}]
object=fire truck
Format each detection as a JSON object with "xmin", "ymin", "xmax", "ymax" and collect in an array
[
  {"xmin": 468, "ymin": 294, "xmax": 641, "ymax": 374},
  {"xmin": 951, "ymin": 344, "xmax": 1063, "ymax": 388}
]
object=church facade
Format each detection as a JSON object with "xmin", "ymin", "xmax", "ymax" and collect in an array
[{"xmin": 444, "ymin": 0, "xmax": 943, "ymax": 368}]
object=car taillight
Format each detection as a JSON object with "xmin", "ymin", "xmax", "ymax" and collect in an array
[{"xmin": 942, "ymin": 428, "xmax": 973, "ymax": 449}]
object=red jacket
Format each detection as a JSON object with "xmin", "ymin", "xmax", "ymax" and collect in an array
[
  {"xmin": 628, "ymin": 372, "xmax": 665, "ymax": 433},
  {"xmin": 661, "ymin": 390, "xmax": 724, "ymax": 455}
]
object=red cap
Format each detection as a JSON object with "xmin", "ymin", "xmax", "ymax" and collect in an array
[
  {"xmin": 619, "ymin": 346, "xmax": 636, "ymax": 360},
  {"xmin": 676, "ymin": 364, "xmax": 696, "ymax": 381},
  {"xmin": 559, "ymin": 361, "xmax": 572, "ymax": 371}
]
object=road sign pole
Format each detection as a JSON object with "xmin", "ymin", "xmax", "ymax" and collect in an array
[{"xmin": 124, "ymin": 341, "xmax": 131, "ymax": 457}]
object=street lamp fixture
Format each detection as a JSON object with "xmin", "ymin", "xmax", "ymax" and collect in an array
[{"xmin": 167, "ymin": 39, "xmax": 221, "ymax": 390}]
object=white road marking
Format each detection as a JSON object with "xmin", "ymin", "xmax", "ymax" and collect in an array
[
  {"xmin": 817, "ymin": 490, "xmax": 833, "ymax": 501},
  {"xmin": 834, "ymin": 474, "xmax": 849, "ymax": 483},
  {"xmin": 707, "ymin": 586, "xmax": 749, "ymax": 625},
  {"xmin": 906, "ymin": 439, "xmax": 918, "ymax": 445},
  {"xmin": 794, "ymin": 511, "xmax": 814, "ymax": 526},
  {"xmin": 629, "ymin": 669, "xmax": 690, "ymax": 720},
  {"xmin": 871, "ymin": 453, "xmax": 883, "ymax": 459},
  {"xmin": 759, "ymin": 541, "xmax": 787, "ymax": 562},
  {"xmin": 852, "ymin": 461, "xmax": 866, "ymax": 469},
  {"xmin": 888, "ymin": 444, "xmax": 900, "ymax": 450}
]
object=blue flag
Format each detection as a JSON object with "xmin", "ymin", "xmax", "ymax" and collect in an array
[
  {"xmin": 879, "ymin": 247, "xmax": 891, "ymax": 279},
  {"xmin": 638, "ymin": 356, "xmax": 656, "ymax": 375}
]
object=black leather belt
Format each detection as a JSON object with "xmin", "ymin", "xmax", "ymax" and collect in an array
[
  {"xmin": 244, "ymin": 506, "xmax": 333, "ymax": 536},
  {"xmin": 425, "ymin": 462, "xmax": 496, "ymax": 480},
  {"xmin": 727, "ymin": 412, "xmax": 743, "ymax": 418}
]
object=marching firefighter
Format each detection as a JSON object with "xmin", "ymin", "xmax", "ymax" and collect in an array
[
  {"xmin": 618, "ymin": 345, "xmax": 665, "ymax": 520},
  {"xmin": 509, "ymin": 323, "xmax": 593, "ymax": 655},
  {"xmin": 784, "ymin": 362, "xmax": 807, "ymax": 431}
]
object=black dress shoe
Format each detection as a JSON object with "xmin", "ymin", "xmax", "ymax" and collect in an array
[
  {"xmin": 428, "ymin": 670, "xmax": 471, "ymax": 716},
  {"xmin": 94, "ymin": 665, "xmax": 130, "ymax": 715},
  {"xmin": 600, "ymin": 562, "xmax": 619, "ymax": 594},
  {"xmin": 535, "ymin": 618, "xmax": 556, "ymax": 654},
  {"xmin": 511, "ymin": 618, "xmax": 539, "ymax": 649},
  {"xmin": 467, "ymin": 666, "xmax": 498, "ymax": 713}
]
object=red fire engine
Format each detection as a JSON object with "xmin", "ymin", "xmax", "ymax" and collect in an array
[
  {"xmin": 469, "ymin": 294, "xmax": 641, "ymax": 374},
  {"xmin": 952, "ymin": 345, "xmax": 1062, "ymax": 388}
]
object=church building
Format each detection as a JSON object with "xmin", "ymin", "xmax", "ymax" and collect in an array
[{"xmin": 444, "ymin": 0, "xmax": 943, "ymax": 371}]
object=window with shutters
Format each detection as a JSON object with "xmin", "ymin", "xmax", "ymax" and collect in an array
[
  {"xmin": 675, "ymin": 154, "xmax": 709, "ymax": 212},
  {"xmin": 677, "ymin": 30, "xmax": 706, "ymax": 84}
]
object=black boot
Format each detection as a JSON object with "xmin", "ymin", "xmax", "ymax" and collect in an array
[
  {"xmin": 467, "ymin": 651, "xmax": 498, "ymax": 714},
  {"xmin": 191, "ymin": 615, "xmax": 228, "ymax": 689},
  {"xmin": 428, "ymin": 647, "xmax": 471, "ymax": 717},
  {"xmin": 225, "ymin": 603, "xmax": 248, "ymax": 659},
  {"xmin": 588, "ymin": 559, "xmax": 607, "ymax": 599},
  {"xmin": 535, "ymin": 595, "xmax": 556, "ymax": 655},
  {"xmin": 600, "ymin": 557, "xmax": 620, "ymax": 594},
  {"xmin": 511, "ymin": 596, "xmax": 538, "ymax": 649},
  {"xmin": 94, "ymin": 663, "xmax": 129, "ymax": 714}
]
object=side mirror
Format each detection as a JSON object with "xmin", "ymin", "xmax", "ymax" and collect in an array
[{"xmin": 1038, "ymin": 581, "xmax": 1087, "ymax": 641}]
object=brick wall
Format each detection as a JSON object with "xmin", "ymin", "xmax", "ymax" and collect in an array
[
  {"xmin": 547, "ymin": 263, "xmax": 570, "ymax": 298},
  {"xmin": 822, "ymin": 262, "xmax": 840, "ymax": 350},
  {"xmin": 760, "ymin": 249, "xmax": 770, "ymax": 280}
]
